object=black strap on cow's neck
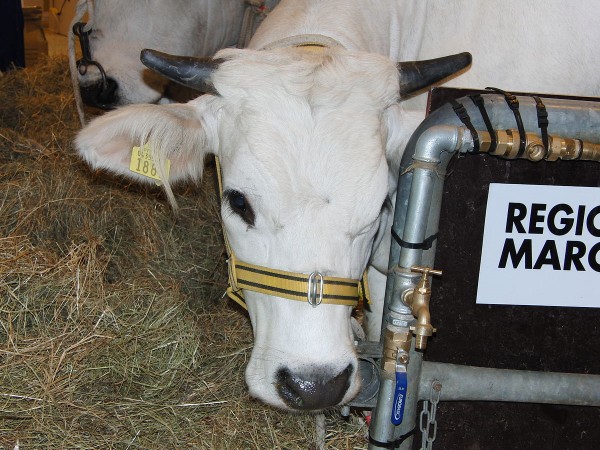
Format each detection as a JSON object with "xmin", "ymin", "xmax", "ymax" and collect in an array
[
  {"xmin": 486, "ymin": 87, "xmax": 527, "ymax": 157},
  {"xmin": 469, "ymin": 93, "xmax": 497, "ymax": 154},
  {"xmin": 450, "ymin": 99, "xmax": 480, "ymax": 154}
]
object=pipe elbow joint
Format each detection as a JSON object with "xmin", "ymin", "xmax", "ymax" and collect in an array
[{"xmin": 413, "ymin": 125, "xmax": 464, "ymax": 164}]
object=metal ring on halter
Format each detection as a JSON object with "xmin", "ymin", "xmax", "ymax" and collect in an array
[
  {"xmin": 72, "ymin": 22, "xmax": 110, "ymax": 90},
  {"xmin": 73, "ymin": 22, "xmax": 93, "ymax": 60},
  {"xmin": 307, "ymin": 272, "xmax": 324, "ymax": 307},
  {"xmin": 77, "ymin": 59, "xmax": 110, "ymax": 89}
]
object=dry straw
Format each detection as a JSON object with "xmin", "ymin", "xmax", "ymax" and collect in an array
[{"xmin": 0, "ymin": 56, "xmax": 367, "ymax": 449}]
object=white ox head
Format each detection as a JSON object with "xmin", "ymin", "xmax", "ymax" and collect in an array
[
  {"xmin": 74, "ymin": 0, "xmax": 245, "ymax": 108},
  {"xmin": 76, "ymin": 47, "xmax": 469, "ymax": 410}
]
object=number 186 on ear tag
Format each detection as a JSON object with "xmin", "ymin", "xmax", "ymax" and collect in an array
[{"xmin": 129, "ymin": 143, "xmax": 170, "ymax": 184}]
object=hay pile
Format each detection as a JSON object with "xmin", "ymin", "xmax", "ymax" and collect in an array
[{"xmin": 0, "ymin": 57, "xmax": 367, "ymax": 449}]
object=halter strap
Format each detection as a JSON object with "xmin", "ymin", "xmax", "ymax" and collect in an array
[
  {"xmin": 259, "ymin": 34, "xmax": 345, "ymax": 51},
  {"xmin": 227, "ymin": 255, "xmax": 369, "ymax": 308},
  {"xmin": 214, "ymin": 156, "xmax": 369, "ymax": 310}
]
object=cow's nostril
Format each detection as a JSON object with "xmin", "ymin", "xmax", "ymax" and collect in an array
[
  {"xmin": 80, "ymin": 77, "xmax": 118, "ymax": 109},
  {"xmin": 276, "ymin": 364, "xmax": 353, "ymax": 410},
  {"xmin": 98, "ymin": 77, "xmax": 118, "ymax": 104}
]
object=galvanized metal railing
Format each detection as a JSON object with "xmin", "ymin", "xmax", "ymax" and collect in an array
[{"xmin": 351, "ymin": 92, "xmax": 600, "ymax": 449}]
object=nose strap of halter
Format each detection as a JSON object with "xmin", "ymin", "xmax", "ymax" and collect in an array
[
  {"xmin": 227, "ymin": 254, "xmax": 370, "ymax": 309},
  {"xmin": 214, "ymin": 156, "xmax": 370, "ymax": 310}
]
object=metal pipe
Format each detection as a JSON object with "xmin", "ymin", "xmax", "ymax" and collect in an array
[
  {"xmin": 368, "ymin": 332, "xmax": 423, "ymax": 450},
  {"xmin": 405, "ymin": 95, "xmax": 600, "ymax": 149},
  {"xmin": 394, "ymin": 344, "xmax": 423, "ymax": 449},
  {"xmin": 396, "ymin": 166, "xmax": 437, "ymax": 270},
  {"xmin": 420, "ymin": 362, "xmax": 600, "ymax": 406},
  {"xmin": 368, "ymin": 360, "xmax": 397, "ymax": 448},
  {"xmin": 393, "ymin": 95, "xmax": 600, "ymax": 287},
  {"xmin": 374, "ymin": 119, "xmax": 484, "ymax": 450},
  {"xmin": 389, "ymin": 125, "xmax": 472, "ymax": 316},
  {"xmin": 371, "ymin": 93, "xmax": 600, "ymax": 450}
]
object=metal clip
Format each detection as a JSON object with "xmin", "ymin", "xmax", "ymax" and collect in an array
[{"xmin": 307, "ymin": 271, "xmax": 324, "ymax": 307}]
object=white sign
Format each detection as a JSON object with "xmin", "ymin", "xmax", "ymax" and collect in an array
[{"xmin": 476, "ymin": 183, "xmax": 600, "ymax": 308}]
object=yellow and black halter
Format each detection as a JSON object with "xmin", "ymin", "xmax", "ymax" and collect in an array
[{"xmin": 215, "ymin": 156, "xmax": 370, "ymax": 310}]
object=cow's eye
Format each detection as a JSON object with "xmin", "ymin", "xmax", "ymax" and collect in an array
[{"xmin": 225, "ymin": 190, "xmax": 255, "ymax": 226}]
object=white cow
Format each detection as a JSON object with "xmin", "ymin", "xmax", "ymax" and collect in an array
[
  {"xmin": 74, "ymin": 0, "xmax": 247, "ymax": 108},
  {"xmin": 75, "ymin": 0, "xmax": 600, "ymax": 411}
]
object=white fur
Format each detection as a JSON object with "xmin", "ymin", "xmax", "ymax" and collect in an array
[
  {"xmin": 76, "ymin": 0, "xmax": 600, "ymax": 409},
  {"xmin": 78, "ymin": 0, "xmax": 246, "ymax": 104}
]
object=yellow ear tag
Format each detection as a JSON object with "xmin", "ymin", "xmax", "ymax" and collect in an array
[{"xmin": 129, "ymin": 143, "xmax": 171, "ymax": 186}]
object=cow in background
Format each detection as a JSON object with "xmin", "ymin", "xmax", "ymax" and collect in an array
[
  {"xmin": 74, "ymin": 0, "xmax": 249, "ymax": 108},
  {"xmin": 75, "ymin": 0, "xmax": 600, "ymax": 411}
]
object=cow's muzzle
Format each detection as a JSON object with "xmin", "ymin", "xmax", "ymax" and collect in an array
[
  {"xmin": 79, "ymin": 77, "xmax": 119, "ymax": 110},
  {"xmin": 73, "ymin": 22, "xmax": 119, "ymax": 109},
  {"xmin": 276, "ymin": 364, "xmax": 354, "ymax": 410}
]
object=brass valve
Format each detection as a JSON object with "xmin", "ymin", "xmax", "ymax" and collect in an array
[
  {"xmin": 382, "ymin": 327, "xmax": 412, "ymax": 373},
  {"xmin": 404, "ymin": 266, "xmax": 442, "ymax": 350},
  {"xmin": 477, "ymin": 129, "xmax": 600, "ymax": 163}
]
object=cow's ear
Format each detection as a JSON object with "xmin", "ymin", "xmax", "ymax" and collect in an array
[{"xmin": 75, "ymin": 102, "xmax": 215, "ymax": 188}]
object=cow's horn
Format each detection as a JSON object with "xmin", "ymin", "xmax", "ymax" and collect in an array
[
  {"xmin": 140, "ymin": 49, "xmax": 220, "ymax": 95},
  {"xmin": 398, "ymin": 52, "xmax": 472, "ymax": 98}
]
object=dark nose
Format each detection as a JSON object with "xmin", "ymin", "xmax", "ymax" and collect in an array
[
  {"xmin": 276, "ymin": 364, "xmax": 354, "ymax": 410},
  {"xmin": 79, "ymin": 77, "xmax": 118, "ymax": 110}
]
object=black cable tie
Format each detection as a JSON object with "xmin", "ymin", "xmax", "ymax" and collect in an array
[
  {"xmin": 469, "ymin": 94, "xmax": 497, "ymax": 154},
  {"xmin": 450, "ymin": 99, "xmax": 480, "ymax": 154},
  {"xmin": 368, "ymin": 427, "xmax": 416, "ymax": 449},
  {"xmin": 486, "ymin": 87, "xmax": 527, "ymax": 157},
  {"xmin": 391, "ymin": 228, "xmax": 438, "ymax": 250},
  {"xmin": 367, "ymin": 435, "xmax": 395, "ymax": 449},
  {"xmin": 532, "ymin": 95, "xmax": 550, "ymax": 155}
]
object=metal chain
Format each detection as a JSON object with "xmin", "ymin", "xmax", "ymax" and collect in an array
[{"xmin": 419, "ymin": 380, "xmax": 442, "ymax": 450}]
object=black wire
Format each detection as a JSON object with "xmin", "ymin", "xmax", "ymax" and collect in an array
[
  {"xmin": 368, "ymin": 427, "xmax": 416, "ymax": 449},
  {"xmin": 450, "ymin": 99, "xmax": 480, "ymax": 154}
]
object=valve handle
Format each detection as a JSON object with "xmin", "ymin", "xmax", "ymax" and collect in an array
[
  {"xmin": 410, "ymin": 265, "xmax": 443, "ymax": 278},
  {"xmin": 391, "ymin": 366, "xmax": 408, "ymax": 425}
]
